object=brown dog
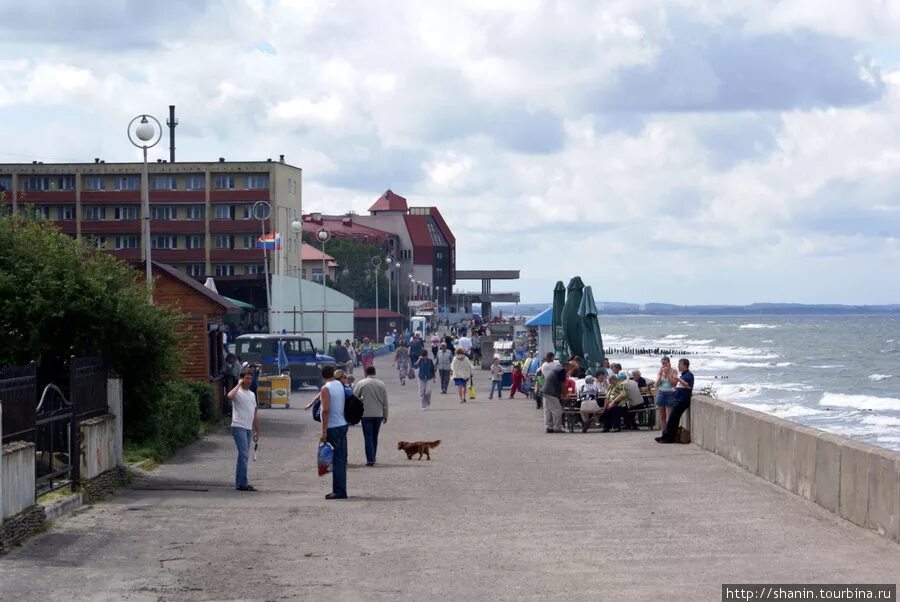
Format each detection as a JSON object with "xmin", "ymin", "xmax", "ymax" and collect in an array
[{"xmin": 397, "ymin": 440, "xmax": 441, "ymax": 460}]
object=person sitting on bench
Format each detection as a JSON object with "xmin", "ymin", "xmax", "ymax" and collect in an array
[
  {"xmin": 578, "ymin": 374, "xmax": 602, "ymax": 432},
  {"xmin": 604, "ymin": 371, "xmax": 643, "ymax": 431}
]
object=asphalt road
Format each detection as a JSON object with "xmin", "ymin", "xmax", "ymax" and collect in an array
[{"xmin": 1, "ymin": 356, "xmax": 898, "ymax": 601}]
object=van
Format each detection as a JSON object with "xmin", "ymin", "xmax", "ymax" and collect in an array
[{"xmin": 235, "ymin": 334, "xmax": 335, "ymax": 389}]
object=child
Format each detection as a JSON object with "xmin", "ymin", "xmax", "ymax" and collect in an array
[
  {"xmin": 509, "ymin": 364, "xmax": 525, "ymax": 399},
  {"xmin": 488, "ymin": 356, "xmax": 504, "ymax": 399}
]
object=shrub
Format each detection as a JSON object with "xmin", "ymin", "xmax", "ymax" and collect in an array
[{"xmin": 185, "ymin": 380, "xmax": 217, "ymax": 423}]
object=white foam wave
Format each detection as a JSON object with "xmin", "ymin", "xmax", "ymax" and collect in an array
[
  {"xmin": 773, "ymin": 405, "xmax": 827, "ymax": 419},
  {"xmin": 663, "ymin": 334, "xmax": 688, "ymax": 340},
  {"xmin": 702, "ymin": 359, "xmax": 773, "ymax": 371},
  {"xmin": 739, "ymin": 323, "xmax": 779, "ymax": 329},
  {"xmin": 818, "ymin": 392, "xmax": 900, "ymax": 412},
  {"xmin": 714, "ymin": 384, "xmax": 763, "ymax": 399},
  {"xmin": 861, "ymin": 415, "xmax": 900, "ymax": 428},
  {"xmin": 685, "ymin": 339, "xmax": 715, "ymax": 345},
  {"xmin": 810, "ymin": 364, "xmax": 844, "ymax": 369},
  {"xmin": 869, "ymin": 374, "xmax": 893, "ymax": 382},
  {"xmin": 775, "ymin": 362, "xmax": 793, "ymax": 367}
]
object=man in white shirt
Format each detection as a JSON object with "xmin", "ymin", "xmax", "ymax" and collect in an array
[
  {"xmin": 458, "ymin": 334, "xmax": 473, "ymax": 357},
  {"xmin": 227, "ymin": 368, "xmax": 260, "ymax": 491}
]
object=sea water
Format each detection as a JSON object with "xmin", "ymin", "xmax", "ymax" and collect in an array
[{"xmin": 598, "ymin": 315, "xmax": 900, "ymax": 451}]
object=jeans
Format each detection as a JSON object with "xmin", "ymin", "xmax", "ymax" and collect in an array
[
  {"xmin": 231, "ymin": 427, "xmax": 253, "ymax": 488},
  {"xmin": 489, "ymin": 380, "xmax": 503, "ymax": 399},
  {"xmin": 543, "ymin": 394, "xmax": 562, "ymax": 431},
  {"xmin": 439, "ymin": 369, "xmax": 451, "ymax": 393},
  {"xmin": 662, "ymin": 397, "xmax": 691, "ymax": 441},
  {"xmin": 418, "ymin": 378, "xmax": 433, "ymax": 409},
  {"xmin": 361, "ymin": 417, "xmax": 382, "ymax": 464},
  {"xmin": 326, "ymin": 425, "xmax": 349, "ymax": 497}
]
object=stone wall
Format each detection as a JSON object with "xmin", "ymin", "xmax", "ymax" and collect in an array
[
  {"xmin": 2, "ymin": 441, "xmax": 36, "ymax": 521},
  {"xmin": 0, "ymin": 504, "xmax": 46, "ymax": 554},
  {"xmin": 691, "ymin": 395, "xmax": 900, "ymax": 544},
  {"xmin": 79, "ymin": 414, "xmax": 117, "ymax": 480},
  {"xmin": 81, "ymin": 466, "xmax": 128, "ymax": 503}
]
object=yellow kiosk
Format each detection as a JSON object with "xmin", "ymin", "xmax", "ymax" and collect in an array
[{"xmin": 257, "ymin": 374, "xmax": 292, "ymax": 408}]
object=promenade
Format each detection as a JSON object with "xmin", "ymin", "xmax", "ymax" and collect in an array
[{"xmin": 1, "ymin": 356, "xmax": 898, "ymax": 601}]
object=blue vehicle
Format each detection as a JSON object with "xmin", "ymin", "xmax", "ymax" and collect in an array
[{"xmin": 235, "ymin": 334, "xmax": 335, "ymax": 389}]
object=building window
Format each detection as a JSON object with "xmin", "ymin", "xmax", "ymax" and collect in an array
[
  {"xmin": 0, "ymin": 176, "xmax": 11, "ymax": 191},
  {"xmin": 90, "ymin": 236, "xmax": 107, "ymax": 249},
  {"xmin": 246, "ymin": 264, "xmax": 266, "ymax": 275},
  {"xmin": 241, "ymin": 204, "xmax": 253, "ymax": 219},
  {"xmin": 243, "ymin": 235, "xmax": 256, "ymax": 249},
  {"xmin": 187, "ymin": 235, "xmax": 204, "ymax": 249},
  {"xmin": 311, "ymin": 268, "xmax": 324, "ymax": 283},
  {"xmin": 214, "ymin": 235, "xmax": 234, "ymax": 250},
  {"xmin": 214, "ymin": 205, "xmax": 233, "ymax": 220},
  {"xmin": 115, "ymin": 235, "xmax": 139, "ymax": 249},
  {"xmin": 214, "ymin": 264, "xmax": 235, "ymax": 276},
  {"xmin": 151, "ymin": 206, "xmax": 176, "ymax": 220},
  {"xmin": 23, "ymin": 176, "xmax": 51, "ymax": 191},
  {"xmin": 34, "ymin": 206, "xmax": 51, "ymax": 219},
  {"xmin": 213, "ymin": 175, "xmax": 235, "ymax": 190},
  {"xmin": 185, "ymin": 174, "xmax": 205, "ymax": 190},
  {"xmin": 83, "ymin": 176, "xmax": 106, "ymax": 190},
  {"xmin": 57, "ymin": 175, "xmax": 76, "ymax": 191},
  {"xmin": 288, "ymin": 178, "xmax": 296, "ymax": 194},
  {"xmin": 84, "ymin": 206, "xmax": 106, "ymax": 220},
  {"xmin": 187, "ymin": 263, "xmax": 205, "ymax": 277},
  {"xmin": 114, "ymin": 206, "xmax": 139, "ymax": 220},
  {"xmin": 187, "ymin": 205, "xmax": 205, "ymax": 220},
  {"xmin": 152, "ymin": 235, "xmax": 178, "ymax": 249},
  {"xmin": 58, "ymin": 205, "xmax": 75, "ymax": 220},
  {"xmin": 245, "ymin": 175, "xmax": 269, "ymax": 189},
  {"xmin": 151, "ymin": 176, "xmax": 177, "ymax": 190},
  {"xmin": 114, "ymin": 176, "xmax": 140, "ymax": 191}
]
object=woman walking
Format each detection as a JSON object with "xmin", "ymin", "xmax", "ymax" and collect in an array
[
  {"xmin": 360, "ymin": 337, "xmax": 375, "ymax": 370},
  {"xmin": 450, "ymin": 348, "xmax": 475, "ymax": 403},
  {"xmin": 393, "ymin": 339, "xmax": 412, "ymax": 386}
]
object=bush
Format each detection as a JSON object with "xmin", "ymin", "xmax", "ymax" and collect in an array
[
  {"xmin": 185, "ymin": 381, "xmax": 217, "ymax": 423},
  {"xmin": 128, "ymin": 380, "xmax": 204, "ymax": 462}
]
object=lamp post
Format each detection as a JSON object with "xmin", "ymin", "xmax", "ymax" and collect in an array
[
  {"xmin": 370, "ymin": 256, "xmax": 382, "ymax": 344},
  {"xmin": 394, "ymin": 260, "xmax": 401, "ymax": 325},
  {"xmin": 127, "ymin": 114, "xmax": 162, "ymax": 303},
  {"xmin": 316, "ymin": 227, "xmax": 331, "ymax": 350},
  {"xmin": 290, "ymin": 218, "xmax": 305, "ymax": 336},
  {"xmin": 384, "ymin": 256, "xmax": 393, "ymax": 312}
]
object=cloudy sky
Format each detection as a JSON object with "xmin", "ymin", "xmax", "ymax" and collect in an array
[{"xmin": 2, "ymin": 0, "xmax": 899, "ymax": 305}]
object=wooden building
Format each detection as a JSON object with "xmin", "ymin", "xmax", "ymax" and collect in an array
[{"xmin": 354, "ymin": 308, "xmax": 406, "ymax": 341}]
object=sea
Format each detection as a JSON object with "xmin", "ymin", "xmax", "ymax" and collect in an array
[{"xmin": 594, "ymin": 315, "xmax": 900, "ymax": 451}]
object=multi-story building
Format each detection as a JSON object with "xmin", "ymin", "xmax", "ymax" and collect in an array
[
  {"xmin": 300, "ymin": 189, "xmax": 456, "ymax": 307},
  {"xmin": 0, "ymin": 160, "xmax": 302, "ymax": 293}
]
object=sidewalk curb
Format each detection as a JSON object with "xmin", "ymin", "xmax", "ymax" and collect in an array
[{"xmin": 42, "ymin": 492, "xmax": 83, "ymax": 522}]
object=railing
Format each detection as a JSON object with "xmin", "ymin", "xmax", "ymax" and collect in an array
[
  {"xmin": 35, "ymin": 383, "xmax": 76, "ymax": 495},
  {"xmin": 70, "ymin": 356, "xmax": 108, "ymax": 419},
  {"xmin": 0, "ymin": 362, "xmax": 37, "ymax": 444}
]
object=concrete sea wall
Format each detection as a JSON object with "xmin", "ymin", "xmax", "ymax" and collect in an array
[{"xmin": 691, "ymin": 395, "xmax": 900, "ymax": 544}]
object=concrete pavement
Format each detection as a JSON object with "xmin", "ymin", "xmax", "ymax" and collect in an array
[{"xmin": 1, "ymin": 356, "xmax": 898, "ymax": 601}]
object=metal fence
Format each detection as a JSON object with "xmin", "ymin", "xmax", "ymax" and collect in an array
[
  {"xmin": 0, "ymin": 362, "xmax": 37, "ymax": 444},
  {"xmin": 70, "ymin": 356, "xmax": 108, "ymax": 420}
]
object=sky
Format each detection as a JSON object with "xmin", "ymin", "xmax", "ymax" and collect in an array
[{"xmin": 1, "ymin": 0, "xmax": 899, "ymax": 305}]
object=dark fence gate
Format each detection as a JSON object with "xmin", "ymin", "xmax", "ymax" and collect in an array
[
  {"xmin": 34, "ymin": 383, "xmax": 76, "ymax": 495},
  {"xmin": 0, "ymin": 363, "xmax": 37, "ymax": 444}
]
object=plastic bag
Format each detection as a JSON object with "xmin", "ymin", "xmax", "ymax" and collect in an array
[
  {"xmin": 318, "ymin": 442, "xmax": 334, "ymax": 476},
  {"xmin": 468, "ymin": 380, "xmax": 476, "ymax": 399}
]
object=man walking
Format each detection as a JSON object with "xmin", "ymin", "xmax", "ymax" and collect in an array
[
  {"xmin": 331, "ymin": 338, "xmax": 351, "ymax": 373},
  {"xmin": 435, "ymin": 342, "xmax": 453, "ymax": 393},
  {"xmin": 541, "ymin": 359, "xmax": 566, "ymax": 433},
  {"xmin": 413, "ymin": 349, "xmax": 437, "ymax": 410},
  {"xmin": 354, "ymin": 366, "xmax": 388, "ymax": 466},
  {"xmin": 319, "ymin": 365, "xmax": 348, "ymax": 498},
  {"xmin": 227, "ymin": 368, "xmax": 260, "ymax": 491},
  {"xmin": 656, "ymin": 358, "xmax": 695, "ymax": 444}
]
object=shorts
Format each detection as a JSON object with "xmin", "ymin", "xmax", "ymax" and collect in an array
[
  {"xmin": 655, "ymin": 390, "xmax": 676, "ymax": 408},
  {"xmin": 453, "ymin": 378, "xmax": 468, "ymax": 387}
]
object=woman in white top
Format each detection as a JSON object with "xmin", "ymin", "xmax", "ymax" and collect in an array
[{"xmin": 450, "ymin": 348, "xmax": 475, "ymax": 403}]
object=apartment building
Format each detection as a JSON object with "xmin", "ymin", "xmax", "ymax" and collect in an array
[{"xmin": 0, "ymin": 159, "xmax": 302, "ymax": 282}]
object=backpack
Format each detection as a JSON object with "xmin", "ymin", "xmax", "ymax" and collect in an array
[{"xmin": 343, "ymin": 392, "xmax": 364, "ymax": 425}]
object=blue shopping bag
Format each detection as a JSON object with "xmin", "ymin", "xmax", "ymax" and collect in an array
[{"xmin": 317, "ymin": 442, "xmax": 334, "ymax": 476}]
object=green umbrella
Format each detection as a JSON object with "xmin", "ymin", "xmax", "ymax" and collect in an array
[
  {"xmin": 551, "ymin": 281, "xmax": 568, "ymax": 359},
  {"xmin": 579, "ymin": 285, "xmax": 605, "ymax": 376},
  {"xmin": 562, "ymin": 276, "xmax": 584, "ymax": 359}
]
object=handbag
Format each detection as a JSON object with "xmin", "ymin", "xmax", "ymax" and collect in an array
[
  {"xmin": 311, "ymin": 399, "xmax": 322, "ymax": 422},
  {"xmin": 407, "ymin": 367, "xmax": 416, "ymax": 380}
]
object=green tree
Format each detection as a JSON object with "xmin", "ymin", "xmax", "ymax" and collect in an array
[
  {"xmin": 0, "ymin": 212, "xmax": 183, "ymax": 442},
  {"xmin": 304, "ymin": 234, "xmax": 397, "ymax": 310}
]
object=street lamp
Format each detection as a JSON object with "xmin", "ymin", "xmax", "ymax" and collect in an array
[
  {"xmin": 127, "ymin": 114, "xmax": 162, "ymax": 303},
  {"xmin": 370, "ymin": 255, "xmax": 382, "ymax": 344},
  {"xmin": 384, "ymin": 256, "xmax": 393, "ymax": 312},
  {"xmin": 316, "ymin": 227, "xmax": 331, "ymax": 350},
  {"xmin": 290, "ymin": 218, "xmax": 305, "ymax": 336}
]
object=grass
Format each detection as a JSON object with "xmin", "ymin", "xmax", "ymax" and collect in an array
[{"xmin": 36, "ymin": 487, "xmax": 76, "ymax": 506}]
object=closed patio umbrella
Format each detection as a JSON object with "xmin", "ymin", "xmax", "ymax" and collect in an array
[
  {"xmin": 551, "ymin": 281, "xmax": 568, "ymax": 360},
  {"xmin": 562, "ymin": 276, "xmax": 584, "ymax": 360},
  {"xmin": 579, "ymin": 285, "xmax": 605, "ymax": 376}
]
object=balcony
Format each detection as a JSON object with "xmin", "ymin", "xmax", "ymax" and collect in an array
[
  {"xmin": 150, "ymin": 249, "xmax": 206, "ymax": 263},
  {"xmin": 210, "ymin": 219, "xmax": 270, "ymax": 234},
  {"xmin": 210, "ymin": 189, "xmax": 269, "ymax": 203},
  {"xmin": 53, "ymin": 221, "xmax": 78, "ymax": 235},
  {"xmin": 150, "ymin": 220, "xmax": 207, "ymax": 235},
  {"xmin": 81, "ymin": 220, "xmax": 141, "ymax": 234},
  {"xmin": 81, "ymin": 190, "xmax": 141, "ymax": 203},
  {"xmin": 210, "ymin": 249, "xmax": 269, "ymax": 262},
  {"xmin": 17, "ymin": 190, "xmax": 76, "ymax": 204},
  {"xmin": 106, "ymin": 248, "xmax": 141, "ymax": 262},
  {"xmin": 149, "ymin": 190, "xmax": 205, "ymax": 202}
]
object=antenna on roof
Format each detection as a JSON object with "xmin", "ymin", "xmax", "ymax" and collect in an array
[{"xmin": 166, "ymin": 105, "xmax": 178, "ymax": 163}]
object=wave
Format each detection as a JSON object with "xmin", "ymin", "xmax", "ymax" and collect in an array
[
  {"xmin": 739, "ymin": 323, "xmax": 779, "ymax": 329},
  {"xmin": 818, "ymin": 392, "xmax": 900, "ymax": 412},
  {"xmin": 810, "ymin": 364, "xmax": 844, "ymax": 369},
  {"xmin": 775, "ymin": 362, "xmax": 793, "ymax": 367},
  {"xmin": 663, "ymin": 334, "xmax": 688, "ymax": 340},
  {"xmin": 869, "ymin": 374, "xmax": 893, "ymax": 382},
  {"xmin": 861, "ymin": 415, "xmax": 900, "ymax": 428}
]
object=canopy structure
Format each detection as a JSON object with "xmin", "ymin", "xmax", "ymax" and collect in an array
[
  {"xmin": 578, "ymin": 285, "xmax": 605, "ymax": 376},
  {"xmin": 224, "ymin": 296, "xmax": 255, "ymax": 310},
  {"xmin": 562, "ymin": 276, "xmax": 585, "ymax": 360},
  {"xmin": 551, "ymin": 281, "xmax": 568, "ymax": 360}
]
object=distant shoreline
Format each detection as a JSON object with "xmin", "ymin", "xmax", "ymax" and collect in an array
[{"xmin": 489, "ymin": 303, "xmax": 900, "ymax": 317}]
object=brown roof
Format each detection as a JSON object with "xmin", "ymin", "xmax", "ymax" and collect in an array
[
  {"xmin": 146, "ymin": 261, "xmax": 240, "ymax": 312},
  {"xmin": 300, "ymin": 243, "xmax": 335, "ymax": 261},
  {"xmin": 368, "ymin": 189, "xmax": 408, "ymax": 213}
]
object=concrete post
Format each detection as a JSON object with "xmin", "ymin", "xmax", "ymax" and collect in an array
[
  {"xmin": 107, "ymin": 378, "xmax": 124, "ymax": 467},
  {"xmin": 1, "ymin": 401, "xmax": 4, "ymax": 524}
]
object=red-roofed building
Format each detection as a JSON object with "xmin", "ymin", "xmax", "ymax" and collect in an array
[
  {"xmin": 301, "ymin": 190, "xmax": 456, "ymax": 311},
  {"xmin": 300, "ymin": 242, "xmax": 338, "ymax": 282}
]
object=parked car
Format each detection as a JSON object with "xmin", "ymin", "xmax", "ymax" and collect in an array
[{"xmin": 234, "ymin": 334, "xmax": 335, "ymax": 389}]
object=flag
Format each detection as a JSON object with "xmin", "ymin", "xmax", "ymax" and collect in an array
[{"xmin": 256, "ymin": 233, "xmax": 281, "ymax": 250}]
